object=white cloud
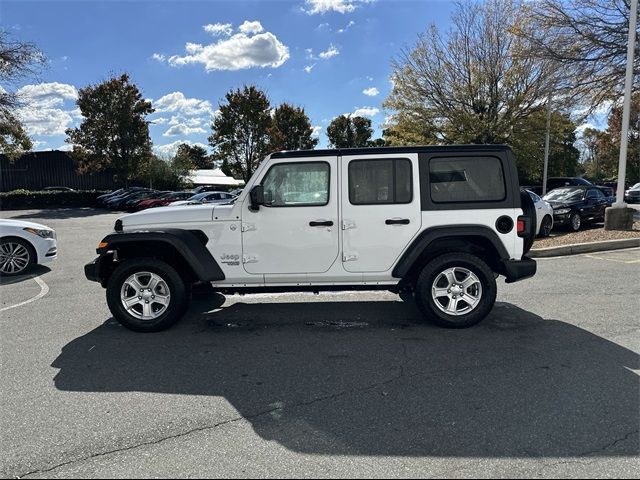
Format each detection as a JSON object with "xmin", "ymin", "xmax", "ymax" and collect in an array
[
  {"xmin": 154, "ymin": 140, "xmax": 209, "ymax": 157},
  {"xmin": 152, "ymin": 53, "xmax": 166, "ymax": 62},
  {"xmin": 15, "ymin": 82, "xmax": 79, "ymax": 136},
  {"xmin": 362, "ymin": 87, "xmax": 379, "ymax": 97},
  {"xmin": 238, "ymin": 20, "xmax": 264, "ymax": 35},
  {"xmin": 366, "ymin": 76, "xmax": 374, "ymax": 82},
  {"xmin": 56, "ymin": 143, "xmax": 73, "ymax": 152},
  {"xmin": 305, "ymin": 0, "xmax": 356, "ymax": 14},
  {"xmin": 304, "ymin": 64, "xmax": 316, "ymax": 73},
  {"xmin": 154, "ymin": 92, "xmax": 214, "ymax": 117},
  {"xmin": 351, "ymin": 106, "xmax": 379, "ymax": 117},
  {"xmin": 163, "ymin": 124, "xmax": 207, "ymax": 137},
  {"xmin": 317, "ymin": 22, "xmax": 330, "ymax": 30},
  {"xmin": 305, "ymin": 48, "xmax": 316, "ymax": 60},
  {"xmin": 166, "ymin": 23, "xmax": 289, "ymax": 72},
  {"xmin": 152, "ymin": 117, "xmax": 169, "ymax": 125},
  {"xmin": 311, "ymin": 126, "xmax": 322, "ymax": 138},
  {"xmin": 204, "ymin": 23, "xmax": 233, "ymax": 36},
  {"xmin": 319, "ymin": 44, "xmax": 339, "ymax": 59},
  {"xmin": 338, "ymin": 20, "xmax": 355, "ymax": 33}
]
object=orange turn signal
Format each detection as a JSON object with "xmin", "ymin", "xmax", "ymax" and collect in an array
[{"xmin": 98, "ymin": 241, "xmax": 109, "ymax": 249}]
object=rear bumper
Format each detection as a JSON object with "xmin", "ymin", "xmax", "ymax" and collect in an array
[{"xmin": 502, "ymin": 257, "xmax": 537, "ymax": 283}]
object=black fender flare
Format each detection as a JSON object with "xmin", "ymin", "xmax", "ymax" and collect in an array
[
  {"xmin": 392, "ymin": 225, "xmax": 511, "ymax": 278},
  {"xmin": 94, "ymin": 229, "xmax": 225, "ymax": 282}
]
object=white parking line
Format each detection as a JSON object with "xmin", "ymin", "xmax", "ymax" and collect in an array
[{"xmin": 0, "ymin": 275, "xmax": 50, "ymax": 312}]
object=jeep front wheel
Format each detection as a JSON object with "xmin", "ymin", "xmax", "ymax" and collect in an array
[
  {"xmin": 106, "ymin": 258, "xmax": 188, "ymax": 332},
  {"xmin": 414, "ymin": 253, "xmax": 496, "ymax": 328}
]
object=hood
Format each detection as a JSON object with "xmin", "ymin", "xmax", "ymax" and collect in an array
[
  {"xmin": 0, "ymin": 219, "xmax": 53, "ymax": 231},
  {"xmin": 120, "ymin": 204, "xmax": 215, "ymax": 229},
  {"xmin": 547, "ymin": 200, "xmax": 579, "ymax": 209}
]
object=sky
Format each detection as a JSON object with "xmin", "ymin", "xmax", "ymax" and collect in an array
[{"xmin": 0, "ymin": 0, "xmax": 458, "ymax": 156}]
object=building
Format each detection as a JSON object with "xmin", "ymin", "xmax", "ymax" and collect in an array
[{"xmin": 186, "ymin": 169, "xmax": 244, "ymax": 188}]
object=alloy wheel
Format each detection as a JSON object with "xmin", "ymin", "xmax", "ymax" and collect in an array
[
  {"xmin": 0, "ymin": 242, "xmax": 30, "ymax": 275},
  {"xmin": 431, "ymin": 267, "xmax": 483, "ymax": 316},
  {"xmin": 120, "ymin": 271, "xmax": 171, "ymax": 320}
]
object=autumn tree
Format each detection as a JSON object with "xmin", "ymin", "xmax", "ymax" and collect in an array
[
  {"xmin": 520, "ymin": 0, "xmax": 639, "ymax": 109},
  {"xmin": 269, "ymin": 103, "xmax": 318, "ymax": 151},
  {"xmin": 66, "ymin": 74, "xmax": 154, "ymax": 184},
  {"xmin": 0, "ymin": 31, "xmax": 45, "ymax": 160},
  {"xmin": 175, "ymin": 143, "xmax": 211, "ymax": 169},
  {"xmin": 326, "ymin": 115, "xmax": 373, "ymax": 148},
  {"xmin": 209, "ymin": 86, "xmax": 272, "ymax": 182},
  {"xmin": 384, "ymin": 0, "xmax": 558, "ymax": 146}
]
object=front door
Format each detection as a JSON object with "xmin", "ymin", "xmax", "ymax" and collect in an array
[
  {"xmin": 241, "ymin": 156, "xmax": 339, "ymax": 275},
  {"xmin": 341, "ymin": 153, "xmax": 422, "ymax": 273}
]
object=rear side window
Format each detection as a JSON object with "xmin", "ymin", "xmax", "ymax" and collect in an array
[
  {"xmin": 349, "ymin": 158, "xmax": 412, "ymax": 205},
  {"xmin": 429, "ymin": 156, "xmax": 505, "ymax": 203}
]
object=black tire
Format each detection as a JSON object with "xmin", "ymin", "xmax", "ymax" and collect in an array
[
  {"xmin": 414, "ymin": 253, "xmax": 497, "ymax": 328},
  {"xmin": 539, "ymin": 215, "xmax": 553, "ymax": 237},
  {"xmin": 0, "ymin": 237, "xmax": 35, "ymax": 277},
  {"xmin": 569, "ymin": 212, "xmax": 581, "ymax": 232},
  {"xmin": 106, "ymin": 258, "xmax": 188, "ymax": 332}
]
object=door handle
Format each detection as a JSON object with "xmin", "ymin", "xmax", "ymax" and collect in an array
[
  {"xmin": 385, "ymin": 218, "xmax": 410, "ymax": 225},
  {"xmin": 309, "ymin": 220, "xmax": 334, "ymax": 227}
]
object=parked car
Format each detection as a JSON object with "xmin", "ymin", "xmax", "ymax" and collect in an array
[
  {"xmin": 120, "ymin": 191, "xmax": 163, "ymax": 212},
  {"xmin": 543, "ymin": 186, "xmax": 611, "ymax": 231},
  {"xmin": 105, "ymin": 189, "xmax": 154, "ymax": 210},
  {"xmin": 134, "ymin": 191, "xmax": 191, "ymax": 211},
  {"xmin": 593, "ymin": 185, "xmax": 616, "ymax": 203},
  {"xmin": 546, "ymin": 177, "xmax": 592, "ymax": 191},
  {"xmin": 169, "ymin": 191, "xmax": 236, "ymax": 206},
  {"xmin": 98, "ymin": 187, "xmax": 146, "ymax": 205},
  {"xmin": 0, "ymin": 219, "xmax": 57, "ymax": 276},
  {"xmin": 85, "ymin": 144, "xmax": 538, "ymax": 332},
  {"xmin": 624, "ymin": 183, "xmax": 640, "ymax": 204},
  {"xmin": 526, "ymin": 190, "xmax": 554, "ymax": 237}
]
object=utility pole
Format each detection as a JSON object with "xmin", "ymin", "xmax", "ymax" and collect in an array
[
  {"xmin": 605, "ymin": 0, "xmax": 638, "ymax": 229},
  {"xmin": 542, "ymin": 91, "xmax": 552, "ymax": 196}
]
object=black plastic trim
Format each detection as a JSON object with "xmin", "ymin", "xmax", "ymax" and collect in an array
[
  {"xmin": 270, "ymin": 144, "xmax": 513, "ymax": 159},
  {"xmin": 502, "ymin": 257, "xmax": 537, "ymax": 283},
  {"xmin": 392, "ymin": 225, "xmax": 511, "ymax": 278},
  {"xmin": 94, "ymin": 229, "xmax": 225, "ymax": 282}
]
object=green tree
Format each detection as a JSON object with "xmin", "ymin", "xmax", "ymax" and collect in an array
[
  {"xmin": 269, "ymin": 103, "xmax": 318, "ymax": 151},
  {"xmin": 175, "ymin": 143, "xmax": 211, "ymax": 169},
  {"xmin": 326, "ymin": 115, "xmax": 373, "ymax": 148},
  {"xmin": 66, "ymin": 74, "xmax": 154, "ymax": 185},
  {"xmin": 209, "ymin": 85, "xmax": 272, "ymax": 182},
  {"xmin": 384, "ymin": 0, "xmax": 557, "ymax": 146},
  {"xmin": 0, "ymin": 31, "xmax": 45, "ymax": 160}
]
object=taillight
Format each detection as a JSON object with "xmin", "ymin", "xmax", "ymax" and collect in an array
[{"xmin": 517, "ymin": 217, "xmax": 526, "ymax": 236}]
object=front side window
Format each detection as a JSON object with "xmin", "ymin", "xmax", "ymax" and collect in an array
[
  {"xmin": 429, "ymin": 156, "xmax": 505, "ymax": 203},
  {"xmin": 349, "ymin": 158, "xmax": 412, "ymax": 205},
  {"xmin": 262, "ymin": 162, "xmax": 330, "ymax": 207}
]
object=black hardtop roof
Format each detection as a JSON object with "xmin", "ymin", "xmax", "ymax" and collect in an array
[{"xmin": 270, "ymin": 144, "xmax": 512, "ymax": 159}]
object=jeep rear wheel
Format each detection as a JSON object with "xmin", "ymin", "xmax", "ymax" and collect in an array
[
  {"xmin": 414, "ymin": 253, "xmax": 496, "ymax": 328},
  {"xmin": 106, "ymin": 258, "xmax": 188, "ymax": 332}
]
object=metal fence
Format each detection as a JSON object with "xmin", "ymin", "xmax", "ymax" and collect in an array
[{"xmin": 1, "ymin": 150, "xmax": 116, "ymax": 191}]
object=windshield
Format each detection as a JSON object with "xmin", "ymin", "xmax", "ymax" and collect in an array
[
  {"xmin": 187, "ymin": 192, "xmax": 210, "ymax": 201},
  {"xmin": 543, "ymin": 188, "xmax": 584, "ymax": 202}
]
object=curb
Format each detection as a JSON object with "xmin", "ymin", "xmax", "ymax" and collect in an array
[{"xmin": 530, "ymin": 238, "xmax": 640, "ymax": 258}]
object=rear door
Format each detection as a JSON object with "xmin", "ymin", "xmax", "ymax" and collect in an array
[{"xmin": 340, "ymin": 153, "xmax": 422, "ymax": 273}]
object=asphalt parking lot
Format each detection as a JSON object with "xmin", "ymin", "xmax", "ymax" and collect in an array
[{"xmin": 1, "ymin": 208, "xmax": 638, "ymax": 479}]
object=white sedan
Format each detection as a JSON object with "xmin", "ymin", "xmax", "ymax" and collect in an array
[
  {"xmin": 0, "ymin": 219, "xmax": 57, "ymax": 276},
  {"xmin": 527, "ymin": 190, "xmax": 554, "ymax": 237}
]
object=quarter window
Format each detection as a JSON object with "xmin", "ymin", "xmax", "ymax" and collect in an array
[
  {"xmin": 429, "ymin": 156, "xmax": 505, "ymax": 203},
  {"xmin": 349, "ymin": 158, "xmax": 413, "ymax": 205},
  {"xmin": 261, "ymin": 162, "xmax": 330, "ymax": 207}
]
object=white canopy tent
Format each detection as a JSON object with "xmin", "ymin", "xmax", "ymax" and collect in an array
[{"xmin": 186, "ymin": 169, "xmax": 244, "ymax": 187}]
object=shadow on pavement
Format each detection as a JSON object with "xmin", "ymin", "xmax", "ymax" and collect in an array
[
  {"xmin": 0, "ymin": 265, "xmax": 51, "ymax": 286},
  {"xmin": 52, "ymin": 298, "xmax": 639, "ymax": 458},
  {"xmin": 7, "ymin": 208, "xmax": 113, "ymax": 220}
]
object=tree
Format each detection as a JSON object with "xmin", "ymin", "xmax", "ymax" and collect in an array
[
  {"xmin": 326, "ymin": 115, "xmax": 373, "ymax": 148},
  {"xmin": 269, "ymin": 103, "xmax": 318, "ymax": 151},
  {"xmin": 175, "ymin": 143, "xmax": 211, "ymax": 169},
  {"xmin": 520, "ymin": 0, "xmax": 639, "ymax": 109},
  {"xmin": 66, "ymin": 74, "xmax": 154, "ymax": 185},
  {"xmin": 209, "ymin": 86, "xmax": 272, "ymax": 182},
  {"xmin": 0, "ymin": 31, "xmax": 45, "ymax": 160},
  {"xmin": 383, "ymin": 0, "xmax": 558, "ymax": 146}
]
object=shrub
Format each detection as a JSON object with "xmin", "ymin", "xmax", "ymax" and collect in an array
[{"xmin": 0, "ymin": 189, "xmax": 110, "ymax": 210}]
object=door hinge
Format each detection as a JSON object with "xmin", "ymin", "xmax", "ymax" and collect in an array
[
  {"xmin": 342, "ymin": 220, "xmax": 357, "ymax": 230},
  {"xmin": 243, "ymin": 254, "xmax": 258, "ymax": 264},
  {"xmin": 241, "ymin": 223, "xmax": 257, "ymax": 232},
  {"xmin": 342, "ymin": 253, "xmax": 359, "ymax": 262}
]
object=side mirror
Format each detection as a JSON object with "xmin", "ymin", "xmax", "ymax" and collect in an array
[{"xmin": 250, "ymin": 185, "xmax": 264, "ymax": 211}]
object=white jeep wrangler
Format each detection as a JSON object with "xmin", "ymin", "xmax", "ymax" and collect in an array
[{"xmin": 85, "ymin": 145, "xmax": 537, "ymax": 332}]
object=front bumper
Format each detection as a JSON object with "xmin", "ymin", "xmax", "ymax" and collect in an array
[
  {"xmin": 502, "ymin": 257, "xmax": 537, "ymax": 283},
  {"xmin": 553, "ymin": 212, "xmax": 572, "ymax": 226}
]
